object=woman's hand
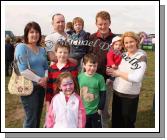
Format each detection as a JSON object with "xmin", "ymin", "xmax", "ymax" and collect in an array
[
  {"xmin": 106, "ymin": 67, "xmax": 120, "ymax": 77},
  {"xmin": 38, "ymin": 77, "xmax": 47, "ymax": 88},
  {"xmin": 107, "ymin": 68, "xmax": 129, "ymax": 81}
]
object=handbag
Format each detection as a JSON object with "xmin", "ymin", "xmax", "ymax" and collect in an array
[{"xmin": 8, "ymin": 49, "xmax": 33, "ymax": 96}]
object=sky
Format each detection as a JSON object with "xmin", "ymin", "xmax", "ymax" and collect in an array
[{"xmin": 4, "ymin": 1, "xmax": 157, "ymax": 36}]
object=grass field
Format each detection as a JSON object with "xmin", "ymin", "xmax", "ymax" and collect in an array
[{"xmin": 5, "ymin": 50, "xmax": 155, "ymax": 128}]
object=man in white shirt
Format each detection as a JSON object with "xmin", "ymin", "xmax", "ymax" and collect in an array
[
  {"xmin": 45, "ymin": 13, "xmax": 77, "ymax": 64},
  {"xmin": 45, "ymin": 13, "xmax": 67, "ymax": 62}
]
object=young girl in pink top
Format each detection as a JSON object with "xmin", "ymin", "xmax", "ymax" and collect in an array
[{"xmin": 45, "ymin": 72, "xmax": 86, "ymax": 128}]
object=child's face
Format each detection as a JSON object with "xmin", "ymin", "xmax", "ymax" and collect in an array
[
  {"xmin": 113, "ymin": 41, "xmax": 122, "ymax": 51},
  {"xmin": 55, "ymin": 47, "xmax": 69, "ymax": 62},
  {"xmin": 60, "ymin": 77, "xmax": 74, "ymax": 96},
  {"xmin": 73, "ymin": 22, "xmax": 83, "ymax": 33},
  {"xmin": 83, "ymin": 61, "xmax": 98, "ymax": 76}
]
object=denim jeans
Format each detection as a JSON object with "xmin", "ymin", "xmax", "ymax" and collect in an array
[{"xmin": 20, "ymin": 85, "xmax": 45, "ymax": 128}]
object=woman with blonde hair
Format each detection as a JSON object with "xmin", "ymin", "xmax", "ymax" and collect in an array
[{"xmin": 107, "ymin": 31, "xmax": 147, "ymax": 128}]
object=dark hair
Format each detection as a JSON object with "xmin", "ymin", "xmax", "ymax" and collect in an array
[
  {"xmin": 15, "ymin": 37, "xmax": 22, "ymax": 43},
  {"xmin": 24, "ymin": 21, "xmax": 42, "ymax": 46},
  {"xmin": 55, "ymin": 39, "xmax": 70, "ymax": 53},
  {"xmin": 5, "ymin": 36, "xmax": 11, "ymax": 44},
  {"xmin": 83, "ymin": 53, "xmax": 98, "ymax": 64}
]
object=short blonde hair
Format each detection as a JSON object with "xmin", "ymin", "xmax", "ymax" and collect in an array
[
  {"xmin": 96, "ymin": 11, "xmax": 111, "ymax": 23},
  {"xmin": 121, "ymin": 31, "xmax": 140, "ymax": 48},
  {"xmin": 72, "ymin": 17, "xmax": 84, "ymax": 28}
]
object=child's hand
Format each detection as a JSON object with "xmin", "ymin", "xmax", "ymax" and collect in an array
[
  {"xmin": 97, "ymin": 109, "xmax": 102, "ymax": 115},
  {"xmin": 68, "ymin": 58, "xmax": 78, "ymax": 65},
  {"xmin": 106, "ymin": 67, "xmax": 111, "ymax": 75},
  {"xmin": 112, "ymin": 64, "xmax": 118, "ymax": 69}
]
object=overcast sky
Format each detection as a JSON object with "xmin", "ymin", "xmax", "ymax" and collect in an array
[{"xmin": 4, "ymin": 2, "xmax": 156, "ymax": 36}]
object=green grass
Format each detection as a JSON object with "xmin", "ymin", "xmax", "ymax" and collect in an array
[{"xmin": 5, "ymin": 50, "xmax": 155, "ymax": 128}]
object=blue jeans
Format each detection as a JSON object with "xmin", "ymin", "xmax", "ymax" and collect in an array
[{"xmin": 20, "ymin": 85, "xmax": 45, "ymax": 128}]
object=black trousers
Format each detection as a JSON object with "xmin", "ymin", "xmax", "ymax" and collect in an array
[
  {"xmin": 112, "ymin": 90, "xmax": 139, "ymax": 128},
  {"xmin": 86, "ymin": 112, "xmax": 102, "ymax": 128},
  {"xmin": 5, "ymin": 60, "xmax": 11, "ymax": 76}
]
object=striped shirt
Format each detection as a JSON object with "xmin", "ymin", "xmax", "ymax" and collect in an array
[{"xmin": 46, "ymin": 60, "xmax": 78, "ymax": 103}]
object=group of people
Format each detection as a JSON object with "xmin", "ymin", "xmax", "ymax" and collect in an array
[{"xmin": 13, "ymin": 10, "xmax": 147, "ymax": 128}]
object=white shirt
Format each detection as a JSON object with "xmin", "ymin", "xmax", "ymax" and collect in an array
[
  {"xmin": 45, "ymin": 32, "xmax": 67, "ymax": 52},
  {"xmin": 113, "ymin": 49, "xmax": 147, "ymax": 95}
]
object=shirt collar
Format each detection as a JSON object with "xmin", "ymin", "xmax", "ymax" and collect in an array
[{"xmin": 96, "ymin": 28, "xmax": 113, "ymax": 39}]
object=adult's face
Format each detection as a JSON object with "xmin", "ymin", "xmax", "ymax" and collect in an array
[
  {"xmin": 27, "ymin": 28, "xmax": 40, "ymax": 44},
  {"xmin": 52, "ymin": 15, "xmax": 65, "ymax": 33},
  {"xmin": 96, "ymin": 17, "xmax": 111, "ymax": 35},
  {"xmin": 124, "ymin": 37, "xmax": 138, "ymax": 54}
]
